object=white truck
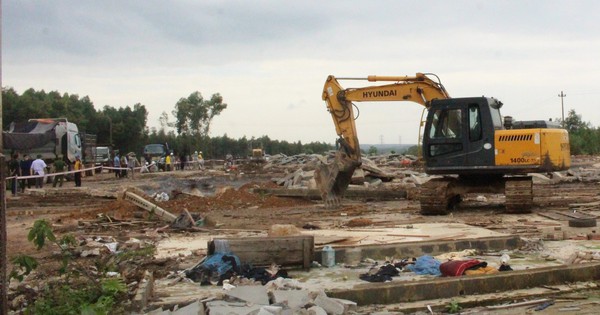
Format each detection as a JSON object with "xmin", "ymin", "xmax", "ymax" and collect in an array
[{"xmin": 3, "ymin": 118, "xmax": 83, "ymax": 163}]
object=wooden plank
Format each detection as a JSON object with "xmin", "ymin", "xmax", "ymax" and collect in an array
[
  {"xmin": 555, "ymin": 210, "xmax": 596, "ymax": 220},
  {"xmin": 537, "ymin": 211, "xmax": 567, "ymax": 221},
  {"xmin": 208, "ymin": 235, "xmax": 314, "ymax": 268},
  {"xmin": 570, "ymin": 201, "xmax": 600, "ymax": 207}
]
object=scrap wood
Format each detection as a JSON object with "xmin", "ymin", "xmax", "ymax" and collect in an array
[
  {"xmin": 537, "ymin": 211, "xmax": 568, "ymax": 221},
  {"xmin": 569, "ymin": 201, "xmax": 600, "ymax": 207},
  {"xmin": 315, "ymin": 236, "xmax": 351, "ymax": 245},
  {"xmin": 521, "ymin": 221, "xmax": 562, "ymax": 226},
  {"xmin": 553, "ymin": 210, "xmax": 596, "ymax": 220},
  {"xmin": 539, "ymin": 285, "xmax": 561, "ymax": 291},
  {"xmin": 386, "ymin": 233, "xmax": 430, "ymax": 238},
  {"xmin": 486, "ymin": 298, "xmax": 552, "ymax": 310}
]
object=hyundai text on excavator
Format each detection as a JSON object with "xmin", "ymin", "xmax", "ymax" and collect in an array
[{"xmin": 316, "ymin": 73, "xmax": 570, "ymax": 215}]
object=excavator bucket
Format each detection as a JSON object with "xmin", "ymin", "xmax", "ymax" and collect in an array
[{"xmin": 314, "ymin": 151, "xmax": 361, "ymax": 208}]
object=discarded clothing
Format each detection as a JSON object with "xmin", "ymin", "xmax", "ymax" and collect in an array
[
  {"xmin": 498, "ymin": 264, "xmax": 513, "ymax": 271},
  {"xmin": 464, "ymin": 265, "xmax": 499, "ymax": 276},
  {"xmin": 240, "ymin": 264, "xmax": 289, "ymax": 285},
  {"xmin": 440, "ymin": 259, "xmax": 485, "ymax": 277},
  {"xmin": 360, "ymin": 264, "xmax": 400, "ymax": 282},
  {"xmin": 406, "ymin": 255, "xmax": 442, "ymax": 276}
]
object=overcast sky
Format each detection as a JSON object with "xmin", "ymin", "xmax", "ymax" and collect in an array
[{"xmin": 3, "ymin": 0, "xmax": 600, "ymax": 145}]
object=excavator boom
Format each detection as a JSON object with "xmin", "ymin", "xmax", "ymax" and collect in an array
[{"xmin": 317, "ymin": 73, "xmax": 450, "ymax": 206}]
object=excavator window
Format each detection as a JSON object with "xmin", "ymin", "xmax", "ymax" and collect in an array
[
  {"xmin": 428, "ymin": 108, "xmax": 464, "ymax": 157},
  {"xmin": 469, "ymin": 104, "xmax": 482, "ymax": 141},
  {"xmin": 429, "ymin": 109, "xmax": 462, "ymax": 139}
]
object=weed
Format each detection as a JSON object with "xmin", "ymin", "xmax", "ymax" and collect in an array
[{"xmin": 446, "ymin": 299, "xmax": 462, "ymax": 314}]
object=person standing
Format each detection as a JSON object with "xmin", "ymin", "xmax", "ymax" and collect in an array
[
  {"xmin": 198, "ymin": 151, "xmax": 205, "ymax": 170},
  {"xmin": 74, "ymin": 155, "xmax": 83, "ymax": 187},
  {"xmin": 8, "ymin": 154, "xmax": 20, "ymax": 196},
  {"xmin": 165, "ymin": 153, "xmax": 172, "ymax": 172},
  {"xmin": 53, "ymin": 156, "xmax": 66, "ymax": 187},
  {"xmin": 19, "ymin": 154, "xmax": 32, "ymax": 192},
  {"xmin": 127, "ymin": 153, "xmax": 138, "ymax": 179},
  {"xmin": 120, "ymin": 154, "xmax": 128, "ymax": 178},
  {"xmin": 179, "ymin": 152, "xmax": 186, "ymax": 171},
  {"xmin": 193, "ymin": 151, "xmax": 199, "ymax": 169},
  {"xmin": 113, "ymin": 153, "xmax": 121, "ymax": 178},
  {"xmin": 31, "ymin": 154, "xmax": 47, "ymax": 188}
]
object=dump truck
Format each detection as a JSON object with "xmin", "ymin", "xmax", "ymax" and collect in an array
[{"xmin": 3, "ymin": 118, "xmax": 83, "ymax": 163}]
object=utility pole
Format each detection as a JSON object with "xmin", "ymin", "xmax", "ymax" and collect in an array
[{"xmin": 558, "ymin": 91, "xmax": 566, "ymax": 128}]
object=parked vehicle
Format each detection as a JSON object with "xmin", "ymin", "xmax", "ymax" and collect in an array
[
  {"xmin": 94, "ymin": 146, "xmax": 112, "ymax": 168},
  {"xmin": 3, "ymin": 118, "xmax": 83, "ymax": 163},
  {"xmin": 143, "ymin": 144, "xmax": 168, "ymax": 171}
]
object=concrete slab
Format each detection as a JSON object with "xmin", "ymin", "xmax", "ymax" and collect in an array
[
  {"xmin": 327, "ymin": 262, "xmax": 600, "ymax": 305},
  {"xmin": 272, "ymin": 290, "xmax": 311, "ymax": 309},
  {"xmin": 155, "ymin": 223, "xmax": 510, "ymax": 260},
  {"xmin": 172, "ymin": 301, "xmax": 205, "ymax": 315},
  {"xmin": 206, "ymin": 301, "xmax": 261, "ymax": 315},
  {"xmin": 314, "ymin": 293, "xmax": 345, "ymax": 315},
  {"xmin": 225, "ymin": 285, "xmax": 269, "ymax": 305}
]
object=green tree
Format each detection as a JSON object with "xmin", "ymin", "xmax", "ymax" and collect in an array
[
  {"xmin": 563, "ymin": 109, "xmax": 589, "ymax": 134},
  {"xmin": 172, "ymin": 91, "xmax": 227, "ymax": 137},
  {"xmin": 368, "ymin": 146, "xmax": 378, "ymax": 156}
]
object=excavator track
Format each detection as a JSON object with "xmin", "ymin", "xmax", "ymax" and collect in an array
[
  {"xmin": 504, "ymin": 177, "xmax": 533, "ymax": 213},
  {"xmin": 419, "ymin": 178, "xmax": 459, "ymax": 215}
]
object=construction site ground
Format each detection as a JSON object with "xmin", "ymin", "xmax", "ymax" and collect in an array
[{"xmin": 5, "ymin": 156, "xmax": 600, "ymax": 314}]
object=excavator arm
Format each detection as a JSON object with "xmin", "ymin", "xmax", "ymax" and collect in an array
[{"xmin": 316, "ymin": 73, "xmax": 450, "ymax": 207}]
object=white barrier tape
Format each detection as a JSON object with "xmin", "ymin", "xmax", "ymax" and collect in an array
[{"xmin": 6, "ymin": 165, "xmax": 103, "ymax": 180}]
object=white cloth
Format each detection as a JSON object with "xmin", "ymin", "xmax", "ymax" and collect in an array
[{"xmin": 31, "ymin": 158, "xmax": 47, "ymax": 175}]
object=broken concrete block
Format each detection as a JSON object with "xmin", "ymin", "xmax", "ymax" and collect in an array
[
  {"xmin": 314, "ymin": 293, "xmax": 344, "ymax": 315},
  {"xmin": 146, "ymin": 308, "xmax": 169, "ymax": 315},
  {"xmin": 410, "ymin": 174, "xmax": 431, "ymax": 186},
  {"xmin": 272, "ymin": 290, "xmax": 311, "ymax": 309},
  {"xmin": 330, "ymin": 298, "xmax": 357, "ymax": 313},
  {"xmin": 257, "ymin": 305, "xmax": 283, "ymax": 315},
  {"xmin": 226, "ymin": 285, "xmax": 270, "ymax": 305},
  {"xmin": 307, "ymin": 178, "xmax": 317, "ymax": 190},
  {"xmin": 206, "ymin": 301, "xmax": 261, "ymax": 315},
  {"xmin": 307, "ymin": 306, "xmax": 327, "ymax": 315},
  {"xmin": 530, "ymin": 173, "xmax": 551, "ymax": 183},
  {"xmin": 351, "ymin": 168, "xmax": 366, "ymax": 184},
  {"xmin": 368, "ymin": 178, "xmax": 382, "ymax": 187},
  {"xmin": 172, "ymin": 301, "xmax": 205, "ymax": 315},
  {"xmin": 132, "ymin": 270, "xmax": 154, "ymax": 312}
]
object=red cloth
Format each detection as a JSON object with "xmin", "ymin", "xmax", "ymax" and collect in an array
[{"xmin": 439, "ymin": 259, "xmax": 482, "ymax": 277}]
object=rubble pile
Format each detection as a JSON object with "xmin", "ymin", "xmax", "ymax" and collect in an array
[{"xmin": 266, "ymin": 152, "xmax": 425, "ymax": 190}]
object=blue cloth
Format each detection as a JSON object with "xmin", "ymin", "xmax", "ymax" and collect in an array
[
  {"xmin": 406, "ymin": 255, "xmax": 442, "ymax": 276},
  {"xmin": 200, "ymin": 252, "xmax": 241, "ymax": 276}
]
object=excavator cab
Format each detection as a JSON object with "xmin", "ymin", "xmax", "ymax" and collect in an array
[{"xmin": 422, "ymin": 97, "xmax": 501, "ymax": 173}]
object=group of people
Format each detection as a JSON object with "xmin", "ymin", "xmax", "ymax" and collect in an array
[
  {"xmin": 6, "ymin": 153, "xmax": 84, "ymax": 195},
  {"xmin": 113, "ymin": 152, "xmax": 139, "ymax": 179},
  {"xmin": 161, "ymin": 150, "xmax": 205, "ymax": 172}
]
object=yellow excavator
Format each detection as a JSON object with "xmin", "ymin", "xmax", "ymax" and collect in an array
[{"xmin": 316, "ymin": 73, "xmax": 570, "ymax": 214}]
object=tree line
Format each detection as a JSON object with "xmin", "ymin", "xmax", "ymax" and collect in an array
[
  {"xmin": 7, "ymin": 87, "xmax": 594, "ymax": 158},
  {"xmin": 562, "ymin": 109, "xmax": 600, "ymax": 155},
  {"xmin": 2, "ymin": 87, "xmax": 333, "ymax": 159}
]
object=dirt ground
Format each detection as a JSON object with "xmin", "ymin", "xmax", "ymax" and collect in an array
[{"xmin": 5, "ymin": 157, "xmax": 600, "ymax": 313}]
